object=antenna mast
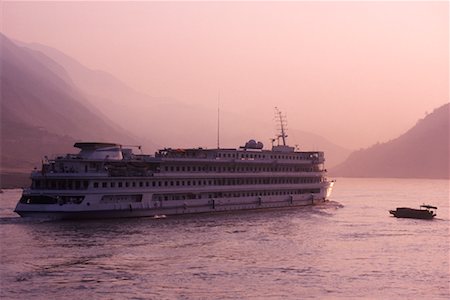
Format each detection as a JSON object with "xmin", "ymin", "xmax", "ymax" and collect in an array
[
  {"xmin": 217, "ymin": 92, "xmax": 220, "ymax": 149},
  {"xmin": 275, "ymin": 107, "xmax": 288, "ymax": 146}
]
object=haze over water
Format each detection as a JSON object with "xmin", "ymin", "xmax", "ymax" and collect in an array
[{"xmin": 1, "ymin": 178, "xmax": 449, "ymax": 299}]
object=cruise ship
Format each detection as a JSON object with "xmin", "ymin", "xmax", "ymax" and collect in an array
[{"xmin": 15, "ymin": 115, "xmax": 334, "ymax": 219}]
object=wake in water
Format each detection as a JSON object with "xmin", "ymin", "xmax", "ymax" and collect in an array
[{"xmin": 317, "ymin": 200, "xmax": 344, "ymax": 209}]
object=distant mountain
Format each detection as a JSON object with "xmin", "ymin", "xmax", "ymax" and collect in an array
[
  {"xmin": 0, "ymin": 120, "xmax": 77, "ymax": 188},
  {"xmin": 21, "ymin": 40, "xmax": 210, "ymax": 150},
  {"xmin": 0, "ymin": 33, "xmax": 140, "ymax": 176},
  {"xmin": 1, "ymin": 121, "xmax": 75, "ymax": 171},
  {"xmin": 331, "ymin": 103, "xmax": 449, "ymax": 179},
  {"xmin": 23, "ymin": 40, "xmax": 351, "ymax": 167},
  {"xmin": 288, "ymin": 128, "xmax": 350, "ymax": 168},
  {"xmin": 1, "ymin": 34, "xmax": 136, "ymax": 141}
]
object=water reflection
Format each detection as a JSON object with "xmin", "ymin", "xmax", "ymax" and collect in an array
[{"xmin": 1, "ymin": 179, "xmax": 449, "ymax": 299}]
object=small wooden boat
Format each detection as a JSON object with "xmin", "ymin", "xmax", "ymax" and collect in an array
[{"xmin": 389, "ymin": 205, "xmax": 437, "ymax": 220}]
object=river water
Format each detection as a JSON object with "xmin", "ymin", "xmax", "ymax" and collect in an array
[{"xmin": 0, "ymin": 178, "xmax": 449, "ymax": 299}]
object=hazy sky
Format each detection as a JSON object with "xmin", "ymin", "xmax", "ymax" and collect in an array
[{"xmin": 2, "ymin": 1, "xmax": 448, "ymax": 149}]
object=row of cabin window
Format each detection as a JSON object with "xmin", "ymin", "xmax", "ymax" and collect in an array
[
  {"xmin": 92, "ymin": 177, "xmax": 322, "ymax": 189},
  {"xmin": 32, "ymin": 179, "xmax": 89, "ymax": 190},
  {"xmin": 163, "ymin": 165, "xmax": 321, "ymax": 173},
  {"xmin": 217, "ymin": 153, "xmax": 314, "ymax": 160},
  {"xmin": 152, "ymin": 188, "xmax": 321, "ymax": 201}
]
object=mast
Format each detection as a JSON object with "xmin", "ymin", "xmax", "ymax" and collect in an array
[
  {"xmin": 275, "ymin": 107, "xmax": 288, "ymax": 146},
  {"xmin": 217, "ymin": 92, "xmax": 220, "ymax": 149}
]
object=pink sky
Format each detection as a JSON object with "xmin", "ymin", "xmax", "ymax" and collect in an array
[{"xmin": 2, "ymin": 1, "xmax": 448, "ymax": 149}]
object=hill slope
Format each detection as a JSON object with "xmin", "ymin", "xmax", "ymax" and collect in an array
[
  {"xmin": 0, "ymin": 34, "xmax": 138, "ymax": 178},
  {"xmin": 1, "ymin": 34, "xmax": 135, "ymax": 141},
  {"xmin": 331, "ymin": 103, "xmax": 449, "ymax": 179}
]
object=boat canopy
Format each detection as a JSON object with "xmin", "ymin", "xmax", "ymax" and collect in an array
[{"xmin": 420, "ymin": 205, "xmax": 437, "ymax": 209}]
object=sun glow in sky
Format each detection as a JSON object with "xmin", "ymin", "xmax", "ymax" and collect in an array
[{"xmin": 2, "ymin": 1, "xmax": 448, "ymax": 149}]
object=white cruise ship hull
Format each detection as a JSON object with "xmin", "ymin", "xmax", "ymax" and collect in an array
[{"xmin": 15, "ymin": 182, "xmax": 334, "ymax": 220}]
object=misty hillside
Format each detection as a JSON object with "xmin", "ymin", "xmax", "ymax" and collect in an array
[
  {"xmin": 24, "ymin": 40, "xmax": 350, "ymax": 167},
  {"xmin": 22, "ymin": 40, "xmax": 212, "ymax": 149},
  {"xmin": 0, "ymin": 34, "xmax": 139, "ymax": 175},
  {"xmin": 2, "ymin": 121, "xmax": 75, "ymax": 171},
  {"xmin": 1, "ymin": 34, "xmax": 136, "ymax": 141},
  {"xmin": 331, "ymin": 103, "xmax": 449, "ymax": 179}
]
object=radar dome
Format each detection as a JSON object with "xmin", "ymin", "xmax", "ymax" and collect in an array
[{"xmin": 244, "ymin": 139, "xmax": 264, "ymax": 149}]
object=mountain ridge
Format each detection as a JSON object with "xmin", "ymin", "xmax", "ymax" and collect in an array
[
  {"xmin": 0, "ymin": 33, "xmax": 140, "ymax": 179},
  {"xmin": 1, "ymin": 34, "xmax": 136, "ymax": 142},
  {"xmin": 330, "ymin": 103, "xmax": 449, "ymax": 179},
  {"xmin": 23, "ymin": 39, "xmax": 351, "ymax": 167}
]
